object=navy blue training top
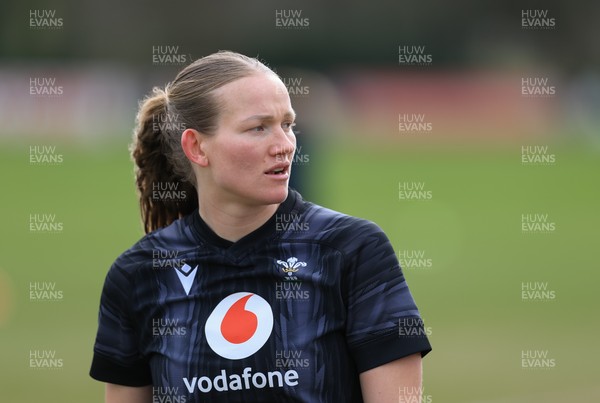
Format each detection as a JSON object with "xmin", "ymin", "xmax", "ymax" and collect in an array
[{"xmin": 90, "ymin": 189, "xmax": 431, "ymax": 402}]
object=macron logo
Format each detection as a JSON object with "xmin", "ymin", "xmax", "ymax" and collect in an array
[{"xmin": 174, "ymin": 263, "xmax": 198, "ymax": 295}]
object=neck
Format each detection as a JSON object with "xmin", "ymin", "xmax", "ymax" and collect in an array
[{"xmin": 197, "ymin": 193, "xmax": 279, "ymax": 242}]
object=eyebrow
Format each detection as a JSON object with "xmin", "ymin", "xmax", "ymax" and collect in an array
[{"xmin": 241, "ymin": 110, "xmax": 296, "ymax": 123}]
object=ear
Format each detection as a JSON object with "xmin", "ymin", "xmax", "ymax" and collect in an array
[{"xmin": 181, "ymin": 128, "xmax": 209, "ymax": 167}]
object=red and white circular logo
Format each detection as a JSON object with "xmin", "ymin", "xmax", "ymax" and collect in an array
[{"xmin": 205, "ymin": 292, "xmax": 273, "ymax": 360}]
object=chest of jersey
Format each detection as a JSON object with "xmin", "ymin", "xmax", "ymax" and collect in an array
[{"xmin": 131, "ymin": 241, "xmax": 360, "ymax": 402}]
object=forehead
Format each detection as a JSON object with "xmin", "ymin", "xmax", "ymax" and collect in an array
[{"xmin": 213, "ymin": 73, "xmax": 293, "ymax": 121}]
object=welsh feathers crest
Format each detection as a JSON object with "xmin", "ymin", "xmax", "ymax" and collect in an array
[{"xmin": 276, "ymin": 257, "xmax": 307, "ymax": 280}]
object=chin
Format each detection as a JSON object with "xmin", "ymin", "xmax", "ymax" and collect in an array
[{"xmin": 261, "ymin": 186, "xmax": 289, "ymax": 205}]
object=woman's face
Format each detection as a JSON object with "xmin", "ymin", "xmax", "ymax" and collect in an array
[{"xmin": 200, "ymin": 72, "xmax": 297, "ymax": 207}]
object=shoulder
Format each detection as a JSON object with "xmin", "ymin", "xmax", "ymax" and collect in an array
[
  {"xmin": 295, "ymin": 197, "xmax": 390, "ymax": 254},
  {"xmin": 309, "ymin": 203, "xmax": 383, "ymax": 235},
  {"xmin": 109, "ymin": 214, "xmax": 197, "ymax": 277}
]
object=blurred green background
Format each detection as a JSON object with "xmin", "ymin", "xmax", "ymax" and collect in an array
[
  {"xmin": 1, "ymin": 1, "xmax": 600, "ymax": 402},
  {"xmin": 2, "ymin": 141, "xmax": 599, "ymax": 402}
]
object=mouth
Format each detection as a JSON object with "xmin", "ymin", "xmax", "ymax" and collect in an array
[{"xmin": 265, "ymin": 164, "xmax": 290, "ymax": 177}]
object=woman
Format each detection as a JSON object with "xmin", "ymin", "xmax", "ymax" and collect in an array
[{"xmin": 90, "ymin": 51, "xmax": 431, "ymax": 403}]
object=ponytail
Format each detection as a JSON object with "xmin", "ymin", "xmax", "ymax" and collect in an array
[{"xmin": 131, "ymin": 87, "xmax": 198, "ymax": 234}]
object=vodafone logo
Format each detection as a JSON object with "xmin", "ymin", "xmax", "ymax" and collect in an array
[{"xmin": 205, "ymin": 292, "xmax": 273, "ymax": 360}]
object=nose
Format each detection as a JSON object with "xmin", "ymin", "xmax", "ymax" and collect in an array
[{"xmin": 269, "ymin": 127, "xmax": 296, "ymax": 159}]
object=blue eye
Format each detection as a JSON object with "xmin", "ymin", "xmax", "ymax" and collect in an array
[
  {"xmin": 283, "ymin": 122, "xmax": 296, "ymax": 130},
  {"xmin": 252, "ymin": 126, "xmax": 265, "ymax": 132}
]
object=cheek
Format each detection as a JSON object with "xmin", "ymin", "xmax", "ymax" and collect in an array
[{"xmin": 213, "ymin": 138, "xmax": 262, "ymax": 174}]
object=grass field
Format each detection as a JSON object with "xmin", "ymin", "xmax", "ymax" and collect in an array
[{"xmin": 1, "ymin": 140, "xmax": 599, "ymax": 402}]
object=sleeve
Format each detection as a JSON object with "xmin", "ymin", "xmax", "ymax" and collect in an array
[
  {"xmin": 89, "ymin": 261, "xmax": 152, "ymax": 386},
  {"xmin": 344, "ymin": 221, "xmax": 432, "ymax": 373}
]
